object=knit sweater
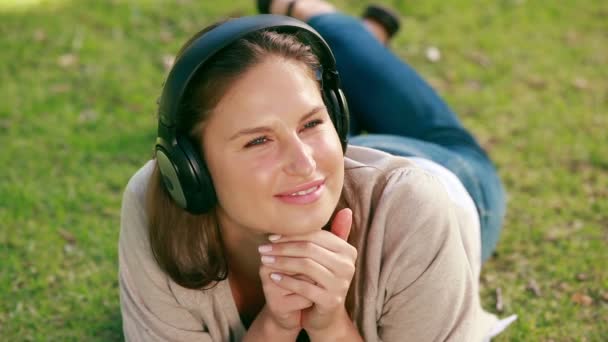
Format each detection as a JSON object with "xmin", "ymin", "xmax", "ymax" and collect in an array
[{"xmin": 119, "ymin": 145, "xmax": 507, "ymax": 341}]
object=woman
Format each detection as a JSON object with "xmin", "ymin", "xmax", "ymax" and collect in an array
[{"xmin": 119, "ymin": 1, "xmax": 512, "ymax": 340}]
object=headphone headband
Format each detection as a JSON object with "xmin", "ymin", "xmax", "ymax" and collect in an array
[{"xmin": 158, "ymin": 15, "xmax": 338, "ymax": 128}]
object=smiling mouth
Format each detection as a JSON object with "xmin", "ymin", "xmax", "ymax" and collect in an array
[
  {"xmin": 287, "ymin": 185, "xmax": 321, "ymax": 197},
  {"xmin": 274, "ymin": 179, "xmax": 326, "ymax": 204},
  {"xmin": 276, "ymin": 179, "xmax": 325, "ymax": 197}
]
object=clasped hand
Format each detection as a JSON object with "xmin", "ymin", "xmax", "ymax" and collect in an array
[{"xmin": 257, "ymin": 208, "xmax": 356, "ymax": 335}]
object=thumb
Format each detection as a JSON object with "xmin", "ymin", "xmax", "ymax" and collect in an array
[{"xmin": 330, "ymin": 208, "xmax": 353, "ymax": 241}]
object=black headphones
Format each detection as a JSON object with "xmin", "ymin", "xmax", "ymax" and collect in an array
[{"xmin": 155, "ymin": 15, "xmax": 350, "ymax": 215}]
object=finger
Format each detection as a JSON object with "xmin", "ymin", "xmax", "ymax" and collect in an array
[
  {"xmin": 260, "ymin": 265, "xmax": 293, "ymax": 296},
  {"xmin": 261, "ymin": 255, "xmax": 336, "ymax": 290},
  {"xmin": 265, "ymin": 287, "xmax": 313, "ymax": 314},
  {"xmin": 292, "ymin": 273, "xmax": 316, "ymax": 284},
  {"xmin": 270, "ymin": 273, "xmax": 342, "ymax": 313},
  {"xmin": 265, "ymin": 288, "xmax": 314, "ymax": 313},
  {"xmin": 261, "ymin": 266, "xmax": 314, "ymax": 315},
  {"xmin": 262, "ymin": 231, "xmax": 356, "ymax": 258},
  {"xmin": 284, "ymin": 293, "xmax": 314, "ymax": 310},
  {"xmin": 259, "ymin": 240, "xmax": 357, "ymax": 274},
  {"xmin": 261, "ymin": 263, "xmax": 318, "ymax": 291},
  {"xmin": 330, "ymin": 208, "xmax": 352, "ymax": 241}
]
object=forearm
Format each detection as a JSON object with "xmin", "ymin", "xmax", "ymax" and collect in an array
[{"xmin": 243, "ymin": 307, "xmax": 301, "ymax": 342}]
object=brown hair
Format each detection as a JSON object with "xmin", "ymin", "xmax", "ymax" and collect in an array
[{"xmin": 146, "ymin": 20, "xmax": 324, "ymax": 289}]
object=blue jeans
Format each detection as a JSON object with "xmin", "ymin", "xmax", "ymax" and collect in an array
[{"xmin": 307, "ymin": 13, "xmax": 506, "ymax": 262}]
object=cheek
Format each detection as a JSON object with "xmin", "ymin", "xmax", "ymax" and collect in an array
[
  {"xmin": 207, "ymin": 150, "xmax": 279, "ymax": 205},
  {"xmin": 311, "ymin": 129, "xmax": 344, "ymax": 167}
]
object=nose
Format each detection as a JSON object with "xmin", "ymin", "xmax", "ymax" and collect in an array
[{"xmin": 283, "ymin": 135, "xmax": 316, "ymax": 177}]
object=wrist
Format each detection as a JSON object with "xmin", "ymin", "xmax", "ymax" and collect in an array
[
  {"xmin": 263, "ymin": 314, "xmax": 301, "ymax": 340},
  {"xmin": 244, "ymin": 306, "xmax": 301, "ymax": 341},
  {"xmin": 305, "ymin": 308, "xmax": 362, "ymax": 342}
]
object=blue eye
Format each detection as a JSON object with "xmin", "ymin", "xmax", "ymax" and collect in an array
[
  {"xmin": 244, "ymin": 136, "xmax": 268, "ymax": 148},
  {"xmin": 303, "ymin": 119, "xmax": 323, "ymax": 129}
]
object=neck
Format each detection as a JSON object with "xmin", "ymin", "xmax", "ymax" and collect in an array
[
  {"xmin": 217, "ymin": 211, "xmax": 267, "ymax": 281},
  {"xmin": 216, "ymin": 210, "xmax": 268, "ymax": 327}
]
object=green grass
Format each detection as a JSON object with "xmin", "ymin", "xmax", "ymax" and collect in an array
[{"xmin": 1, "ymin": 0, "xmax": 606, "ymax": 340}]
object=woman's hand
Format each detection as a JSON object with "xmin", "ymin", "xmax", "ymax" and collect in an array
[
  {"xmin": 258, "ymin": 208, "xmax": 357, "ymax": 335},
  {"xmin": 257, "ymin": 262, "xmax": 313, "ymax": 334}
]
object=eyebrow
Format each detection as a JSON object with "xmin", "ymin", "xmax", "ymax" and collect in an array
[{"xmin": 228, "ymin": 105, "xmax": 325, "ymax": 141}]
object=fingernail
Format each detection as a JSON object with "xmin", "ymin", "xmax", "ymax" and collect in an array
[
  {"xmin": 261, "ymin": 255, "xmax": 275, "ymax": 264},
  {"xmin": 270, "ymin": 273, "xmax": 282, "ymax": 282},
  {"xmin": 258, "ymin": 244, "xmax": 272, "ymax": 253},
  {"xmin": 268, "ymin": 234, "xmax": 281, "ymax": 242}
]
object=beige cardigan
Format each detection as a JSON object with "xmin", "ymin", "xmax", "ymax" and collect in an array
[{"xmin": 119, "ymin": 145, "xmax": 506, "ymax": 341}]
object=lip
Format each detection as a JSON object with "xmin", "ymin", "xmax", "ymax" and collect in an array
[
  {"xmin": 276, "ymin": 179, "xmax": 325, "ymax": 196},
  {"xmin": 275, "ymin": 179, "xmax": 326, "ymax": 205}
]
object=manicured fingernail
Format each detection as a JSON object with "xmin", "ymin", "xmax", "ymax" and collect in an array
[
  {"xmin": 268, "ymin": 234, "xmax": 281, "ymax": 242},
  {"xmin": 258, "ymin": 244, "xmax": 272, "ymax": 253},
  {"xmin": 270, "ymin": 273, "xmax": 282, "ymax": 282},
  {"xmin": 261, "ymin": 255, "xmax": 275, "ymax": 264}
]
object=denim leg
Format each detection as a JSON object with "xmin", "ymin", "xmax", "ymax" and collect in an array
[
  {"xmin": 307, "ymin": 13, "xmax": 506, "ymax": 261},
  {"xmin": 307, "ymin": 13, "xmax": 486, "ymax": 158}
]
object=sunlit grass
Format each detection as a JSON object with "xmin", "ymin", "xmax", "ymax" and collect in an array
[
  {"xmin": 0, "ymin": 0, "xmax": 67, "ymax": 11},
  {"xmin": 0, "ymin": 0, "xmax": 606, "ymax": 340}
]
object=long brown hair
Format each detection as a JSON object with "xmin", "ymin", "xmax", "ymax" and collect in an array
[{"xmin": 146, "ymin": 20, "xmax": 325, "ymax": 289}]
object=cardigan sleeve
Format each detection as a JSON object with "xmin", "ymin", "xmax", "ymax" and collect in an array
[
  {"xmin": 118, "ymin": 180, "xmax": 213, "ymax": 342},
  {"xmin": 374, "ymin": 168, "xmax": 491, "ymax": 342}
]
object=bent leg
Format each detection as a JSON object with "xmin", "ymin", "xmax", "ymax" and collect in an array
[{"xmin": 307, "ymin": 13, "xmax": 486, "ymax": 158}]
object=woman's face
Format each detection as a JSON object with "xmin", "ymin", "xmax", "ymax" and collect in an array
[{"xmin": 201, "ymin": 56, "xmax": 344, "ymax": 237}]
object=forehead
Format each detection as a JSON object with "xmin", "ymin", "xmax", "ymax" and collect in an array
[
  {"xmin": 208, "ymin": 56, "xmax": 322, "ymax": 124},
  {"xmin": 229, "ymin": 56, "xmax": 317, "ymax": 96}
]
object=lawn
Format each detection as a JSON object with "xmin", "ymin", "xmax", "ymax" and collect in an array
[{"xmin": 0, "ymin": 0, "xmax": 606, "ymax": 340}]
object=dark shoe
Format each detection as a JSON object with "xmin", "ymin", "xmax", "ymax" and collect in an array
[
  {"xmin": 362, "ymin": 4, "xmax": 401, "ymax": 39},
  {"xmin": 257, "ymin": 0, "xmax": 272, "ymax": 13},
  {"xmin": 257, "ymin": 0, "xmax": 298, "ymax": 16}
]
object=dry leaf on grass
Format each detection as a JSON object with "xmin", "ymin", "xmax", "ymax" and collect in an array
[
  {"xmin": 544, "ymin": 229, "xmax": 563, "ymax": 242},
  {"xmin": 58, "ymin": 229, "xmax": 76, "ymax": 244},
  {"xmin": 159, "ymin": 29, "xmax": 174, "ymax": 43},
  {"xmin": 495, "ymin": 287, "xmax": 504, "ymax": 312},
  {"xmin": 525, "ymin": 75, "xmax": 547, "ymax": 90},
  {"xmin": 64, "ymin": 244, "xmax": 76, "ymax": 254},
  {"xmin": 468, "ymin": 51, "xmax": 491, "ymax": 67},
  {"xmin": 50, "ymin": 84, "xmax": 71, "ymax": 94},
  {"xmin": 526, "ymin": 279, "xmax": 542, "ymax": 297},
  {"xmin": 425, "ymin": 46, "xmax": 441, "ymax": 63},
  {"xmin": 0, "ymin": 119, "xmax": 11, "ymax": 130},
  {"xmin": 467, "ymin": 80, "xmax": 482, "ymax": 91},
  {"xmin": 33, "ymin": 29, "xmax": 46, "ymax": 42},
  {"xmin": 572, "ymin": 77, "xmax": 589, "ymax": 90},
  {"xmin": 571, "ymin": 292, "xmax": 593, "ymax": 306},
  {"xmin": 564, "ymin": 30, "xmax": 580, "ymax": 46},
  {"xmin": 58, "ymin": 53, "xmax": 78, "ymax": 68},
  {"xmin": 78, "ymin": 109, "xmax": 98, "ymax": 123}
]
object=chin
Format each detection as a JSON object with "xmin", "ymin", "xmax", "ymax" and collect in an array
[{"xmin": 272, "ymin": 205, "xmax": 335, "ymax": 235}]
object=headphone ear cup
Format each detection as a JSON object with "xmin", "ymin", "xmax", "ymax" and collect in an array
[
  {"xmin": 335, "ymin": 88, "xmax": 350, "ymax": 140},
  {"xmin": 175, "ymin": 135, "xmax": 217, "ymax": 213},
  {"xmin": 155, "ymin": 135, "xmax": 217, "ymax": 214},
  {"xmin": 156, "ymin": 145, "xmax": 190, "ymax": 209},
  {"xmin": 324, "ymin": 88, "xmax": 349, "ymax": 151}
]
